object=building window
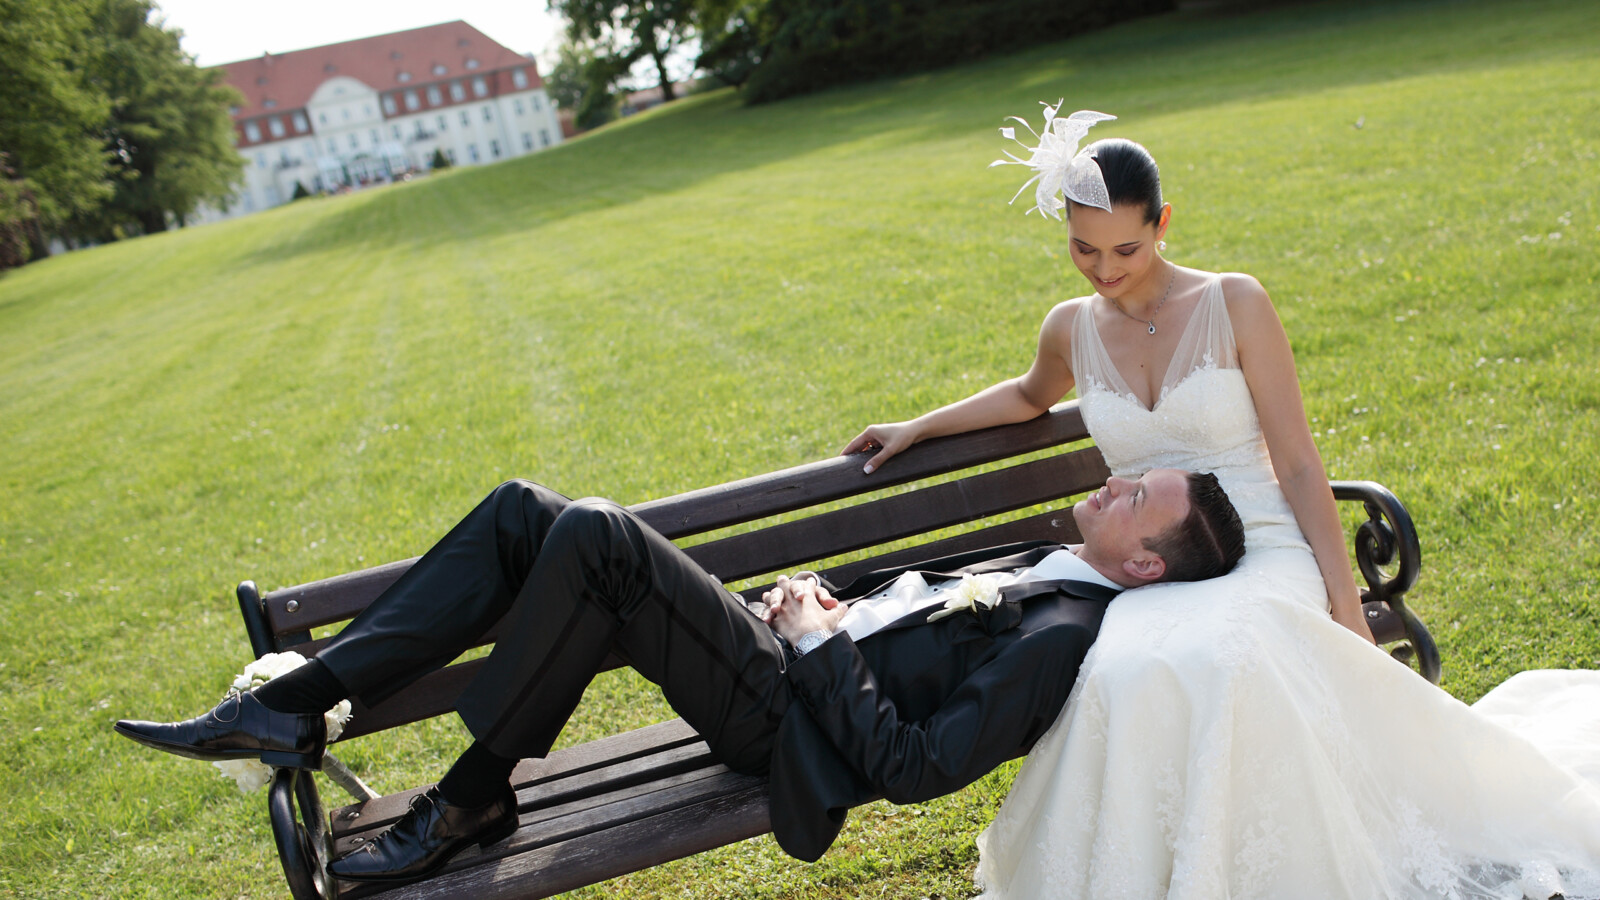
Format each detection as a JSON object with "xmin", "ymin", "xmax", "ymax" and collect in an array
[
  {"xmin": 293, "ymin": 111, "xmax": 308, "ymax": 132},
  {"xmin": 482, "ymin": 105, "xmax": 492, "ymax": 122},
  {"xmin": 414, "ymin": 120, "xmax": 426, "ymax": 138},
  {"xmin": 467, "ymin": 143, "xmax": 479, "ymax": 162},
  {"xmin": 446, "ymin": 148, "xmax": 456, "ymax": 164},
  {"xmin": 318, "ymin": 112, "xmax": 327, "ymax": 125},
  {"xmin": 392, "ymin": 125, "xmax": 402, "ymax": 139},
  {"xmin": 364, "ymin": 104, "xmax": 373, "ymax": 116},
  {"xmin": 540, "ymin": 129, "xmax": 550, "ymax": 147},
  {"xmin": 348, "ymin": 133, "xmax": 359, "ymax": 150},
  {"xmin": 433, "ymin": 63, "xmax": 447, "ymax": 76},
  {"xmin": 450, "ymin": 81, "xmax": 465, "ymax": 102},
  {"xmin": 229, "ymin": 104, "xmax": 241, "ymax": 115},
  {"xmin": 514, "ymin": 99, "xmax": 524, "ymax": 115},
  {"xmin": 460, "ymin": 111, "xmax": 470, "ymax": 127},
  {"xmin": 245, "ymin": 121, "xmax": 261, "ymax": 142},
  {"xmin": 427, "ymin": 85, "xmax": 441, "ymax": 105},
  {"xmin": 369, "ymin": 128, "xmax": 379, "ymax": 145},
  {"xmin": 472, "ymin": 76, "xmax": 487, "ymax": 97},
  {"xmin": 327, "ymin": 138, "xmax": 338, "ymax": 153},
  {"xmin": 512, "ymin": 68, "xmax": 528, "ymax": 89},
  {"xmin": 256, "ymin": 152, "xmax": 266, "ymax": 169},
  {"xmin": 465, "ymin": 58, "xmax": 480, "ymax": 70},
  {"xmin": 521, "ymin": 132, "xmax": 533, "ymax": 151},
  {"xmin": 437, "ymin": 114, "xmax": 447, "ymax": 131},
  {"xmin": 490, "ymin": 139, "xmax": 500, "ymax": 158},
  {"xmin": 533, "ymin": 95, "xmax": 542, "ymax": 112},
  {"xmin": 279, "ymin": 150, "xmax": 291, "ymax": 168},
  {"xmin": 268, "ymin": 117, "xmax": 285, "ymax": 138},
  {"xmin": 397, "ymin": 71, "xmax": 412, "ymax": 83}
]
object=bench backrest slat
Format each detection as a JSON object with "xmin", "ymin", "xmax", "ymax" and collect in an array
[
  {"xmin": 260, "ymin": 405, "xmax": 1092, "ymax": 636},
  {"xmin": 682, "ymin": 446, "xmax": 1108, "ymax": 583}
]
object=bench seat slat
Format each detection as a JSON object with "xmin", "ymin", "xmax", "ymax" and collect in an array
[{"xmin": 339, "ymin": 780, "xmax": 772, "ymax": 900}]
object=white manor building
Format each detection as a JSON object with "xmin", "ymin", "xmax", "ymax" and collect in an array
[{"xmin": 200, "ymin": 21, "xmax": 562, "ymax": 222}]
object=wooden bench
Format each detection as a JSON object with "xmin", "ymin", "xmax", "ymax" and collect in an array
[{"xmin": 234, "ymin": 402, "xmax": 1436, "ymax": 900}]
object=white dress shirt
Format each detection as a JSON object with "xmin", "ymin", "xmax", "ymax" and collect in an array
[{"xmin": 835, "ymin": 547, "xmax": 1121, "ymax": 642}]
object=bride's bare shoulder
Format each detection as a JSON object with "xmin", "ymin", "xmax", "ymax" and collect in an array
[
  {"xmin": 1037, "ymin": 295, "xmax": 1094, "ymax": 354},
  {"xmin": 1214, "ymin": 271, "xmax": 1275, "ymax": 316}
]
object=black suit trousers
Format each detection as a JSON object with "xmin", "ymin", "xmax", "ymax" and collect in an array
[{"xmin": 315, "ymin": 480, "xmax": 791, "ymax": 771}]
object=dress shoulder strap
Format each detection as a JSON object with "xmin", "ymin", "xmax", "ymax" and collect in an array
[{"xmin": 1160, "ymin": 274, "xmax": 1239, "ymax": 391}]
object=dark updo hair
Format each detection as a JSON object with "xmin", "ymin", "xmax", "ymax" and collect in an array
[{"xmin": 1073, "ymin": 138, "xmax": 1164, "ymax": 224}]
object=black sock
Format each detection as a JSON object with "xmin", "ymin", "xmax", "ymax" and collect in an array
[
  {"xmin": 252, "ymin": 658, "xmax": 349, "ymax": 714},
  {"xmin": 436, "ymin": 741, "xmax": 519, "ymax": 808}
]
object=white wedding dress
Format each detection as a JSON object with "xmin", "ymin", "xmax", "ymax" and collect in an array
[{"xmin": 973, "ymin": 274, "xmax": 1600, "ymax": 900}]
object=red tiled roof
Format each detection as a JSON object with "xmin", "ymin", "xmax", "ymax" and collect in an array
[{"xmin": 212, "ymin": 20, "xmax": 541, "ymax": 121}]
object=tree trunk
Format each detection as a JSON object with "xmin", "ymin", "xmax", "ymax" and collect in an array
[
  {"xmin": 653, "ymin": 45, "xmax": 676, "ymax": 102},
  {"xmin": 138, "ymin": 207, "xmax": 168, "ymax": 234}
]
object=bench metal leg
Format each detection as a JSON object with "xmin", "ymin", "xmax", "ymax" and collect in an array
[{"xmin": 269, "ymin": 767, "xmax": 335, "ymax": 900}]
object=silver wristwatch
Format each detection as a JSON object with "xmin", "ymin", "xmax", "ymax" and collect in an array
[{"xmin": 794, "ymin": 629, "xmax": 833, "ymax": 655}]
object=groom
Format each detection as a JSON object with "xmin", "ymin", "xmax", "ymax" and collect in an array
[{"xmin": 117, "ymin": 467, "xmax": 1244, "ymax": 882}]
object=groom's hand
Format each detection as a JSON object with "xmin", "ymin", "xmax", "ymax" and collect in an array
[{"xmin": 761, "ymin": 574, "xmax": 847, "ymax": 646}]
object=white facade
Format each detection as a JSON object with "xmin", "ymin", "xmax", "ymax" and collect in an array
[{"xmin": 196, "ymin": 24, "xmax": 563, "ymax": 224}]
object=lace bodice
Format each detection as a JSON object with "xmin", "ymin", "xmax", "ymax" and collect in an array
[{"xmin": 1072, "ymin": 274, "xmax": 1309, "ymax": 556}]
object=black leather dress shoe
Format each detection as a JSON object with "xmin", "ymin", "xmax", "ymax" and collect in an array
[
  {"xmin": 328, "ymin": 785, "xmax": 518, "ymax": 884},
  {"xmin": 113, "ymin": 690, "xmax": 326, "ymax": 769}
]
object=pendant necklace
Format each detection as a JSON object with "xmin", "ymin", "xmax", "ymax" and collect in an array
[{"xmin": 1108, "ymin": 263, "xmax": 1176, "ymax": 335}]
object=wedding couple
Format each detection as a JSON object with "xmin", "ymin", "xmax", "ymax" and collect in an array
[{"xmin": 118, "ymin": 109, "xmax": 1600, "ymax": 897}]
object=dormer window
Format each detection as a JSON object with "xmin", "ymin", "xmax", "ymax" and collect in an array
[
  {"xmin": 397, "ymin": 71, "xmax": 412, "ymax": 83},
  {"xmin": 450, "ymin": 81, "xmax": 465, "ymax": 102},
  {"xmin": 427, "ymin": 85, "xmax": 442, "ymax": 105},
  {"xmin": 293, "ymin": 111, "xmax": 308, "ymax": 131},
  {"xmin": 433, "ymin": 63, "xmax": 447, "ymax": 76},
  {"xmin": 256, "ymin": 75, "xmax": 268, "ymax": 86},
  {"xmin": 391, "ymin": 50, "xmax": 403, "ymax": 60},
  {"xmin": 404, "ymin": 90, "xmax": 419, "ymax": 111},
  {"xmin": 465, "ymin": 59, "xmax": 480, "ymax": 70},
  {"xmin": 472, "ymin": 76, "xmax": 487, "ymax": 97},
  {"xmin": 229, "ymin": 105, "xmax": 242, "ymax": 116},
  {"xmin": 382, "ymin": 95, "xmax": 397, "ymax": 115},
  {"xmin": 263, "ymin": 98, "xmax": 277, "ymax": 109},
  {"xmin": 268, "ymin": 116, "xmax": 285, "ymax": 137},
  {"xmin": 324, "ymin": 62, "xmax": 337, "ymax": 73},
  {"xmin": 512, "ymin": 68, "xmax": 528, "ymax": 89},
  {"xmin": 244, "ymin": 121, "xmax": 261, "ymax": 142}
]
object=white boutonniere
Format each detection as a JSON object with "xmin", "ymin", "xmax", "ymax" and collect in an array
[
  {"xmin": 211, "ymin": 651, "xmax": 352, "ymax": 793},
  {"xmin": 926, "ymin": 573, "xmax": 1003, "ymax": 623}
]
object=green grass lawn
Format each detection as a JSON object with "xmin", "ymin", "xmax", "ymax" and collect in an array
[{"xmin": 2, "ymin": 0, "xmax": 1598, "ymax": 895}]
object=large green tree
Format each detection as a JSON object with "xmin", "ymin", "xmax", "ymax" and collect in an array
[
  {"xmin": 70, "ymin": 0, "xmax": 242, "ymax": 239},
  {"xmin": 0, "ymin": 0, "xmax": 113, "ymax": 263},
  {"xmin": 551, "ymin": 0, "xmax": 698, "ymax": 103}
]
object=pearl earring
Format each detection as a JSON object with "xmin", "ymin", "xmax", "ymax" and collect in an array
[{"xmin": 1157, "ymin": 240, "xmax": 1168, "ymax": 252}]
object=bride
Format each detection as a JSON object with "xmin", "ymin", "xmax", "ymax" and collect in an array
[{"xmin": 844, "ymin": 107, "xmax": 1600, "ymax": 899}]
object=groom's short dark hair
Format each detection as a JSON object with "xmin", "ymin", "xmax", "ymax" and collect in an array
[{"xmin": 1144, "ymin": 472, "xmax": 1245, "ymax": 583}]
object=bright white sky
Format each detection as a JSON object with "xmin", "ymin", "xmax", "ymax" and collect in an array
[{"xmin": 153, "ymin": 0, "xmax": 568, "ymax": 71}]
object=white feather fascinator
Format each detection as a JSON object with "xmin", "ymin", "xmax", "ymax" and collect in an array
[{"xmin": 990, "ymin": 103, "xmax": 1116, "ymax": 218}]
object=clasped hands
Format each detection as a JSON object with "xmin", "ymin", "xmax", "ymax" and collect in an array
[{"xmin": 755, "ymin": 573, "xmax": 848, "ymax": 646}]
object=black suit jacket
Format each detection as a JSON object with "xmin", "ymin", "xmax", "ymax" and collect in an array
[{"xmin": 767, "ymin": 541, "xmax": 1119, "ymax": 861}]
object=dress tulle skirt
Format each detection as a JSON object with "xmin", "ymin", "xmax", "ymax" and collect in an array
[{"xmin": 973, "ymin": 558, "xmax": 1600, "ymax": 900}]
